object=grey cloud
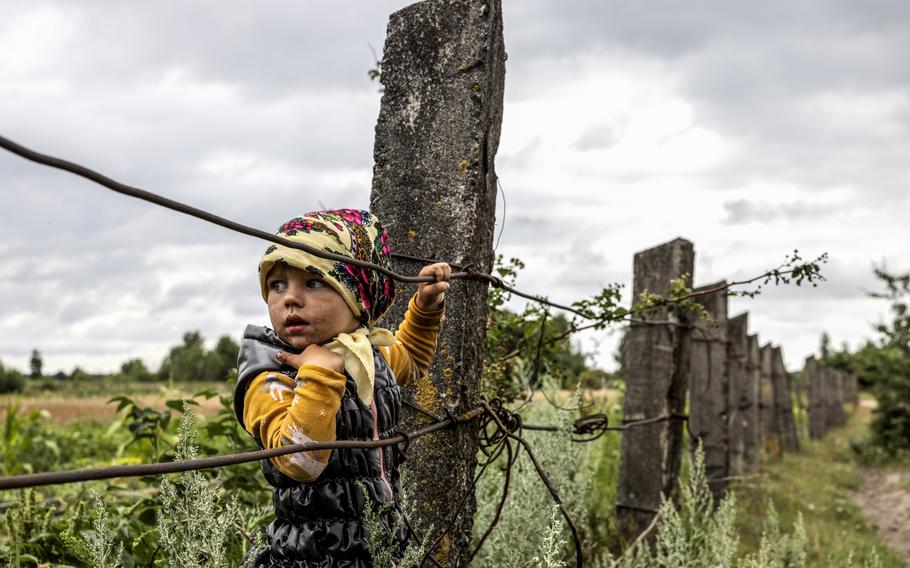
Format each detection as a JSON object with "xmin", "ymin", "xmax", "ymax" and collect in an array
[
  {"xmin": 503, "ymin": 0, "xmax": 910, "ymax": 196},
  {"xmin": 573, "ymin": 125, "xmax": 621, "ymax": 152},
  {"xmin": 721, "ymin": 199, "xmax": 840, "ymax": 225},
  {"xmin": 6, "ymin": 1, "xmax": 412, "ymax": 95}
]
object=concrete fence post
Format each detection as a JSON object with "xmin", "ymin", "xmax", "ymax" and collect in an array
[
  {"xmin": 688, "ymin": 281, "xmax": 730, "ymax": 500},
  {"xmin": 822, "ymin": 366, "xmax": 835, "ymax": 435},
  {"xmin": 833, "ymin": 370, "xmax": 846, "ymax": 426},
  {"xmin": 758, "ymin": 343, "xmax": 781, "ymax": 458},
  {"xmin": 726, "ymin": 313, "xmax": 750, "ymax": 475},
  {"xmin": 771, "ymin": 346, "xmax": 800, "ymax": 451},
  {"xmin": 616, "ymin": 238, "xmax": 694, "ymax": 543},
  {"xmin": 744, "ymin": 334, "xmax": 762, "ymax": 464},
  {"xmin": 369, "ymin": 1, "xmax": 505, "ymax": 563},
  {"xmin": 804, "ymin": 356, "xmax": 823, "ymax": 439}
]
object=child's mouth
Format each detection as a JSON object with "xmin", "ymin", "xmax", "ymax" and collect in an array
[{"xmin": 285, "ymin": 315, "xmax": 310, "ymax": 333}]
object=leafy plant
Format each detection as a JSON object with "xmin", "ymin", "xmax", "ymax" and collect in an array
[{"xmin": 108, "ymin": 394, "xmax": 192, "ymax": 463}]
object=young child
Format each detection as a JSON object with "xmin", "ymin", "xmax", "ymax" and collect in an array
[{"xmin": 233, "ymin": 209, "xmax": 450, "ymax": 567}]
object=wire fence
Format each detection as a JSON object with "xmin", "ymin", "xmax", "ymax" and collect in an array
[{"xmin": 0, "ymin": 132, "xmax": 820, "ymax": 566}]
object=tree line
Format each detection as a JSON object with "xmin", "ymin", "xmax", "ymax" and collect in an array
[{"xmin": 0, "ymin": 331, "xmax": 240, "ymax": 392}]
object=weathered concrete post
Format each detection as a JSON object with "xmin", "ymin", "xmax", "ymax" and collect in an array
[
  {"xmin": 771, "ymin": 347, "xmax": 800, "ymax": 451},
  {"xmin": 688, "ymin": 281, "xmax": 730, "ymax": 500},
  {"xmin": 616, "ymin": 238, "xmax": 694, "ymax": 543},
  {"xmin": 833, "ymin": 369, "xmax": 846, "ymax": 426},
  {"xmin": 804, "ymin": 356, "xmax": 824, "ymax": 439},
  {"xmin": 744, "ymin": 334, "xmax": 762, "ymax": 463},
  {"xmin": 822, "ymin": 366, "xmax": 835, "ymax": 435},
  {"xmin": 370, "ymin": 1, "xmax": 505, "ymax": 564},
  {"xmin": 796, "ymin": 359, "xmax": 810, "ymax": 441},
  {"xmin": 726, "ymin": 313, "xmax": 750, "ymax": 475},
  {"xmin": 758, "ymin": 343, "xmax": 781, "ymax": 457}
]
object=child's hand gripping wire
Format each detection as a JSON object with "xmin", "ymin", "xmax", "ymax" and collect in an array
[{"xmin": 415, "ymin": 262, "xmax": 452, "ymax": 310}]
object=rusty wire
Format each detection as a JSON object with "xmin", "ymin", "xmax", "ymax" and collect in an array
[
  {"xmin": 0, "ymin": 133, "xmax": 589, "ymax": 318},
  {"xmin": 0, "ymin": 406, "xmax": 484, "ymax": 491}
]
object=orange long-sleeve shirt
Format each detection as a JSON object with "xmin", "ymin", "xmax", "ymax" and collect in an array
[{"xmin": 242, "ymin": 295, "xmax": 444, "ymax": 481}]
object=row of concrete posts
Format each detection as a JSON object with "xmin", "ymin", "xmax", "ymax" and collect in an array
[{"xmin": 615, "ymin": 238, "xmax": 859, "ymax": 543}]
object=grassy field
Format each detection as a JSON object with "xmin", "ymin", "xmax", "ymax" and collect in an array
[
  {"xmin": 733, "ymin": 398, "xmax": 907, "ymax": 567},
  {"xmin": 0, "ymin": 380, "xmax": 229, "ymax": 424}
]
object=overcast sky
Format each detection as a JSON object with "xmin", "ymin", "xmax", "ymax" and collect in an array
[{"xmin": 1, "ymin": 0, "xmax": 908, "ymax": 375}]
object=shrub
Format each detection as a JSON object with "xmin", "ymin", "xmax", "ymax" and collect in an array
[{"xmin": 0, "ymin": 359, "xmax": 25, "ymax": 394}]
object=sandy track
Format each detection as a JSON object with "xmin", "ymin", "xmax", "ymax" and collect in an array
[{"xmin": 854, "ymin": 467, "xmax": 910, "ymax": 565}]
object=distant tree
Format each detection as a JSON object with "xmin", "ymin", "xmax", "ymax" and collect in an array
[
  {"xmin": 203, "ymin": 335, "xmax": 240, "ymax": 382},
  {"xmin": 70, "ymin": 366, "xmax": 90, "ymax": 381},
  {"xmin": 819, "ymin": 331, "xmax": 831, "ymax": 360},
  {"xmin": 865, "ymin": 266, "xmax": 910, "ymax": 453},
  {"xmin": 830, "ymin": 267, "xmax": 910, "ymax": 453},
  {"xmin": 159, "ymin": 331, "xmax": 208, "ymax": 382},
  {"xmin": 29, "ymin": 349, "xmax": 43, "ymax": 379},
  {"xmin": 0, "ymin": 359, "xmax": 25, "ymax": 393},
  {"xmin": 119, "ymin": 358, "xmax": 153, "ymax": 382},
  {"xmin": 159, "ymin": 331, "xmax": 239, "ymax": 382}
]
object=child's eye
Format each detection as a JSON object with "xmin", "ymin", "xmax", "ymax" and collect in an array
[
  {"xmin": 306, "ymin": 279, "xmax": 325, "ymax": 289},
  {"xmin": 269, "ymin": 279, "xmax": 287, "ymax": 292}
]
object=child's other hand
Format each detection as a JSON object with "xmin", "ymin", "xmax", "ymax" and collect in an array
[
  {"xmin": 277, "ymin": 345, "xmax": 345, "ymax": 375},
  {"xmin": 416, "ymin": 262, "xmax": 451, "ymax": 310}
]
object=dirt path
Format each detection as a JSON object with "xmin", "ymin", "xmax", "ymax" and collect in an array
[{"xmin": 854, "ymin": 467, "xmax": 910, "ymax": 565}]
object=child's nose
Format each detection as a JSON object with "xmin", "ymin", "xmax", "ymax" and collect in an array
[{"xmin": 283, "ymin": 282, "xmax": 305, "ymax": 306}]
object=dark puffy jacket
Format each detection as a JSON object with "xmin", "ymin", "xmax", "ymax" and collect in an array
[{"xmin": 235, "ymin": 325, "xmax": 406, "ymax": 568}]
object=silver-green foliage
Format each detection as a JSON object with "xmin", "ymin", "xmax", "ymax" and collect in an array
[
  {"xmin": 83, "ymin": 490, "xmax": 124, "ymax": 568},
  {"xmin": 155, "ymin": 406, "xmax": 240, "ymax": 568},
  {"xmin": 739, "ymin": 503, "xmax": 806, "ymax": 568},
  {"xmin": 472, "ymin": 381, "xmax": 593, "ymax": 568},
  {"xmin": 355, "ymin": 478, "xmax": 426, "ymax": 568},
  {"xmin": 597, "ymin": 446, "xmax": 809, "ymax": 568},
  {"xmin": 531, "ymin": 507, "xmax": 568, "ymax": 568}
]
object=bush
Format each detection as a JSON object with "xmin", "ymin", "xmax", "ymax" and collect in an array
[
  {"xmin": 865, "ymin": 268, "xmax": 910, "ymax": 454},
  {"xmin": 0, "ymin": 359, "xmax": 25, "ymax": 393}
]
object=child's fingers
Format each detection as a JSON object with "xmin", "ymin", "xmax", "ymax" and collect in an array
[
  {"xmin": 276, "ymin": 350, "xmax": 306, "ymax": 369},
  {"xmin": 422, "ymin": 281, "xmax": 450, "ymax": 297},
  {"xmin": 419, "ymin": 262, "xmax": 452, "ymax": 282}
]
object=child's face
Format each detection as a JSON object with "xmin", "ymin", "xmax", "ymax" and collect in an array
[{"xmin": 265, "ymin": 263, "xmax": 359, "ymax": 350}]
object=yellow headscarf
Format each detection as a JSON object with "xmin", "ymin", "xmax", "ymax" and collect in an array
[{"xmin": 259, "ymin": 209, "xmax": 397, "ymax": 405}]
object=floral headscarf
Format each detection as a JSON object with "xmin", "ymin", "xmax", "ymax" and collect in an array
[{"xmin": 258, "ymin": 209, "xmax": 396, "ymax": 328}]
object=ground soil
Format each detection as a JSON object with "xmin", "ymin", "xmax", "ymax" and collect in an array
[{"xmin": 855, "ymin": 467, "xmax": 910, "ymax": 565}]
